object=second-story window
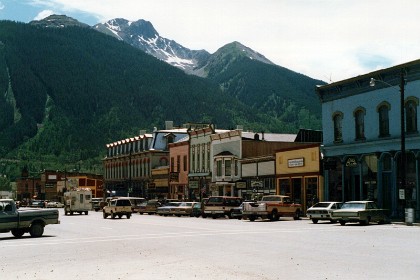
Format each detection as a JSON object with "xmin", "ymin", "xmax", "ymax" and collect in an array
[
  {"xmin": 354, "ymin": 108, "xmax": 365, "ymax": 140},
  {"xmin": 176, "ymin": 155, "xmax": 180, "ymax": 173},
  {"xmin": 216, "ymin": 160, "xmax": 222, "ymax": 176},
  {"xmin": 225, "ymin": 159, "xmax": 231, "ymax": 176},
  {"xmin": 183, "ymin": 155, "xmax": 187, "ymax": 172},
  {"xmin": 378, "ymin": 103, "xmax": 390, "ymax": 137},
  {"xmin": 405, "ymin": 99, "xmax": 418, "ymax": 133},
  {"xmin": 333, "ymin": 112, "xmax": 343, "ymax": 143}
]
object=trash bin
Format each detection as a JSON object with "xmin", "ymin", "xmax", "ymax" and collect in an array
[{"xmin": 405, "ymin": 208, "xmax": 414, "ymax": 225}]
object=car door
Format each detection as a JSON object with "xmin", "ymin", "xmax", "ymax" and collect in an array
[{"xmin": 0, "ymin": 201, "xmax": 18, "ymax": 230}]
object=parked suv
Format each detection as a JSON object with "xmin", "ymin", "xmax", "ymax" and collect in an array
[{"xmin": 103, "ymin": 198, "xmax": 132, "ymax": 219}]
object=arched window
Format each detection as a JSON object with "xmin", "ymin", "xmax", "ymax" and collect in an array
[
  {"xmin": 354, "ymin": 108, "xmax": 366, "ymax": 140},
  {"xmin": 405, "ymin": 98, "xmax": 418, "ymax": 133},
  {"xmin": 332, "ymin": 112, "xmax": 343, "ymax": 143},
  {"xmin": 377, "ymin": 102, "xmax": 390, "ymax": 137}
]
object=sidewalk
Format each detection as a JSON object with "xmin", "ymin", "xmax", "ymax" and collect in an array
[{"xmin": 390, "ymin": 219, "xmax": 420, "ymax": 226}]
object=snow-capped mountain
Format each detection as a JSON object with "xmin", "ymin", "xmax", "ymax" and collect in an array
[
  {"xmin": 94, "ymin": 18, "xmax": 274, "ymax": 76},
  {"xmin": 94, "ymin": 19, "xmax": 211, "ymax": 74}
]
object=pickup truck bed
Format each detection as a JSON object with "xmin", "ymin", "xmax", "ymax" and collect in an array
[
  {"xmin": 242, "ymin": 195, "xmax": 302, "ymax": 221},
  {"xmin": 0, "ymin": 199, "xmax": 60, "ymax": 238}
]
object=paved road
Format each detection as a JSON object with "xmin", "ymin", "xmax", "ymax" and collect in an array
[{"xmin": 1, "ymin": 210, "xmax": 420, "ymax": 280}]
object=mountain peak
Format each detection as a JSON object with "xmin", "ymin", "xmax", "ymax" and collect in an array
[
  {"xmin": 217, "ymin": 41, "xmax": 274, "ymax": 65},
  {"xmin": 94, "ymin": 18, "xmax": 210, "ymax": 73},
  {"xmin": 30, "ymin": 14, "xmax": 89, "ymax": 28}
]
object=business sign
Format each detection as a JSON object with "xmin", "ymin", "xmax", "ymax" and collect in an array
[
  {"xmin": 345, "ymin": 157, "xmax": 358, "ymax": 168},
  {"xmin": 189, "ymin": 181, "xmax": 199, "ymax": 189},
  {"xmin": 288, "ymin": 158, "xmax": 304, "ymax": 168},
  {"xmin": 236, "ymin": 181, "xmax": 246, "ymax": 189}
]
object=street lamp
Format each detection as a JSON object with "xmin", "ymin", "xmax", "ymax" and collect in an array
[{"xmin": 370, "ymin": 69, "xmax": 409, "ymax": 223}]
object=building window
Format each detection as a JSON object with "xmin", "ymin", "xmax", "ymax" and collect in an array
[
  {"xmin": 333, "ymin": 112, "xmax": 343, "ymax": 143},
  {"xmin": 170, "ymin": 157, "xmax": 174, "ymax": 172},
  {"xmin": 216, "ymin": 160, "xmax": 222, "ymax": 176},
  {"xmin": 183, "ymin": 155, "xmax": 187, "ymax": 172},
  {"xmin": 197, "ymin": 145, "xmax": 201, "ymax": 172},
  {"xmin": 354, "ymin": 108, "xmax": 365, "ymax": 140},
  {"xmin": 225, "ymin": 159, "xmax": 231, "ymax": 176},
  {"xmin": 176, "ymin": 155, "xmax": 180, "ymax": 173},
  {"xmin": 207, "ymin": 143, "xmax": 210, "ymax": 172},
  {"xmin": 377, "ymin": 102, "xmax": 390, "ymax": 137},
  {"xmin": 201, "ymin": 144, "xmax": 205, "ymax": 172},
  {"xmin": 191, "ymin": 145, "xmax": 195, "ymax": 173},
  {"xmin": 405, "ymin": 98, "xmax": 418, "ymax": 133}
]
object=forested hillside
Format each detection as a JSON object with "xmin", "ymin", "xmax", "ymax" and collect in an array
[{"xmin": 0, "ymin": 20, "xmax": 317, "ymax": 180}]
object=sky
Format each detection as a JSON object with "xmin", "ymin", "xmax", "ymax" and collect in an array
[{"xmin": 1, "ymin": 0, "xmax": 420, "ymax": 83}]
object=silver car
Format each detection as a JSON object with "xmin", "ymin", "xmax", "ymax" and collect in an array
[
  {"xmin": 306, "ymin": 201, "xmax": 343, "ymax": 223},
  {"xmin": 332, "ymin": 201, "xmax": 389, "ymax": 226}
]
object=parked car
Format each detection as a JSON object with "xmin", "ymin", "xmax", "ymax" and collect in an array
[
  {"xmin": 332, "ymin": 201, "xmax": 389, "ymax": 226},
  {"xmin": 156, "ymin": 202, "xmax": 182, "ymax": 216},
  {"xmin": 231, "ymin": 203, "xmax": 244, "ymax": 220},
  {"xmin": 306, "ymin": 201, "xmax": 343, "ymax": 223},
  {"xmin": 191, "ymin": 202, "xmax": 203, "ymax": 217},
  {"xmin": 29, "ymin": 200, "xmax": 45, "ymax": 208},
  {"xmin": 91, "ymin": 198, "xmax": 104, "ymax": 212},
  {"xmin": 46, "ymin": 201, "xmax": 64, "ymax": 208},
  {"xmin": 172, "ymin": 202, "xmax": 198, "ymax": 217},
  {"xmin": 203, "ymin": 196, "xmax": 243, "ymax": 219},
  {"xmin": 139, "ymin": 200, "xmax": 161, "ymax": 215}
]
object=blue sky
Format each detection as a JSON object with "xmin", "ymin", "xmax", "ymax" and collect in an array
[{"xmin": 1, "ymin": 0, "xmax": 419, "ymax": 83}]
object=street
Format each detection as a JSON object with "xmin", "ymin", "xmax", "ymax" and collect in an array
[{"xmin": 1, "ymin": 210, "xmax": 420, "ymax": 280}]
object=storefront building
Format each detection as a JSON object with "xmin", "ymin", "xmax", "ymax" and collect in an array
[
  {"xmin": 169, "ymin": 138, "xmax": 189, "ymax": 200},
  {"xmin": 276, "ymin": 144, "xmax": 323, "ymax": 212},
  {"xmin": 317, "ymin": 60, "xmax": 420, "ymax": 219},
  {"xmin": 240, "ymin": 155, "xmax": 276, "ymax": 200}
]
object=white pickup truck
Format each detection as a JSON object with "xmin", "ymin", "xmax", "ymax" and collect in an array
[
  {"xmin": 0, "ymin": 199, "xmax": 60, "ymax": 238},
  {"xmin": 242, "ymin": 195, "xmax": 302, "ymax": 221}
]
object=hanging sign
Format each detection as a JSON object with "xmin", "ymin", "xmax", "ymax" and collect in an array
[{"xmin": 345, "ymin": 157, "xmax": 358, "ymax": 168}]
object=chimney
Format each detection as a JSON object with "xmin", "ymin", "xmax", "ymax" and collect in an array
[{"xmin": 165, "ymin": 121, "xmax": 173, "ymax": 130}]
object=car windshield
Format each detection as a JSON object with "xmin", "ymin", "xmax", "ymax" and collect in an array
[
  {"xmin": 312, "ymin": 202, "xmax": 333, "ymax": 208},
  {"xmin": 341, "ymin": 202, "xmax": 366, "ymax": 209}
]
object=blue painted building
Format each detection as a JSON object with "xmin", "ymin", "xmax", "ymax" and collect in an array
[{"xmin": 317, "ymin": 60, "xmax": 420, "ymax": 219}]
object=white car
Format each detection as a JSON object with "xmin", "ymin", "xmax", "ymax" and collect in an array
[
  {"xmin": 306, "ymin": 201, "xmax": 343, "ymax": 223},
  {"xmin": 46, "ymin": 201, "xmax": 64, "ymax": 208}
]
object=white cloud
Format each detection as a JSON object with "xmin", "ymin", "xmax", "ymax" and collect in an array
[{"xmin": 34, "ymin": 9, "xmax": 54, "ymax": 21}]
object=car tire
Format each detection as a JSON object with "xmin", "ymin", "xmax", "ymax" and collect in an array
[
  {"xmin": 11, "ymin": 229, "xmax": 25, "ymax": 238},
  {"xmin": 29, "ymin": 223, "xmax": 44, "ymax": 238},
  {"xmin": 312, "ymin": 219, "xmax": 319, "ymax": 224},
  {"xmin": 270, "ymin": 209, "xmax": 278, "ymax": 221},
  {"xmin": 293, "ymin": 210, "xmax": 301, "ymax": 220}
]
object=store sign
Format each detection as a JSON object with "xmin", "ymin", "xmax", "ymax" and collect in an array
[
  {"xmin": 288, "ymin": 158, "xmax": 304, "ymax": 168},
  {"xmin": 399, "ymin": 189, "xmax": 405, "ymax": 200},
  {"xmin": 345, "ymin": 157, "xmax": 358, "ymax": 168},
  {"xmin": 189, "ymin": 181, "xmax": 199, "ymax": 189},
  {"xmin": 236, "ymin": 181, "xmax": 246, "ymax": 189}
]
